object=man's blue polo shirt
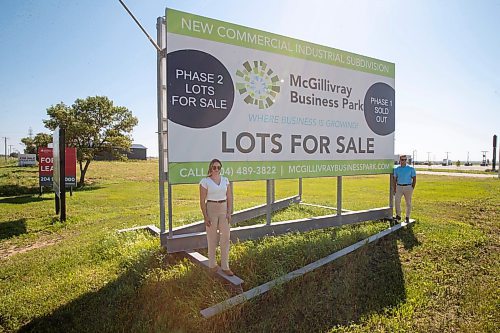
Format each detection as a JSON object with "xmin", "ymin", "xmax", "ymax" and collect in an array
[{"xmin": 393, "ymin": 165, "xmax": 416, "ymax": 185}]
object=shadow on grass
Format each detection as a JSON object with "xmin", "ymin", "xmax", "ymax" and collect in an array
[
  {"xmin": 0, "ymin": 218, "xmax": 27, "ymax": 240},
  {"xmin": 0, "ymin": 185, "xmax": 39, "ymax": 197},
  {"xmin": 0, "ymin": 195, "xmax": 52, "ymax": 204},
  {"xmin": 217, "ymin": 228, "xmax": 412, "ymax": 332},
  {"xmin": 11, "ymin": 169, "xmax": 38, "ymax": 175},
  {"xmin": 16, "ymin": 225, "xmax": 418, "ymax": 333},
  {"xmin": 398, "ymin": 223, "xmax": 421, "ymax": 250},
  {"xmin": 17, "ymin": 251, "xmax": 161, "ymax": 333},
  {"xmin": 17, "ymin": 250, "xmax": 210, "ymax": 333},
  {"xmin": 0, "ymin": 184, "xmax": 104, "ymax": 198},
  {"xmin": 38, "ymin": 185, "xmax": 105, "ymax": 195},
  {"xmin": 72, "ymin": 185, "xmax": 104, "ymax": 192},
  {"xmin": 0, "ymin": 165, "xmax": 36, "ymax": 169}
]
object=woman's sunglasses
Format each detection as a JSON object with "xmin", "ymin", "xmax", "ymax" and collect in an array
[{"xmin": 212, "ymin": 165, "xmax": 221, "ymax": 170}]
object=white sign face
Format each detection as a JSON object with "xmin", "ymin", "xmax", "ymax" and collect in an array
[
  {"xmin": 166, "ymin": 9, "xmax": 395, "ymax": 184},
  {"xmin": 18, "ymin": 154, "xmax": 37, "ymax": 166}
]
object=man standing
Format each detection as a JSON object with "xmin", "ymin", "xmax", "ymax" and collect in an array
[{"xmin": 393, "ymin": 155, "xmax": 417, "ymax": 223}]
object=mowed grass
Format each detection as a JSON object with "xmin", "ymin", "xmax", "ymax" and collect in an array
[{"xmin": 0, "ymin": 159, "xmax": 498, "ymax": 332}]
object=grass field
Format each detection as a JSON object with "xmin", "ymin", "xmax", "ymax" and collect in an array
[{"xmin": 0, "ymin": 159, "xmax": 498, "ymax": 332}]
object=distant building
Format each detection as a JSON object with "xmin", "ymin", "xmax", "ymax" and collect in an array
[
  {"xmin": 94, "ymin": 144, "xmax": 147, "ymax": 161},
  {"xmin": 128, "ymin": 144, "xmax": 147, "ymax": 160}
]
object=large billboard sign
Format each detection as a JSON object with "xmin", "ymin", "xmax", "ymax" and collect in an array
[
  {"xmin": 39, "ymin": 147, "xmax": 77, "ymax": 187},
  {"xmin": 166, "ymin": 9, "xmax": 395, "ymax": 184}
]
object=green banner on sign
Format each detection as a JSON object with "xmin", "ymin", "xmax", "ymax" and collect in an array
[
  {"xmin": 166, "ymin": 9, "xmax": 395, "ymax": 78},
  {"xmin": 168, "ymin": 159, "xmax": 393, "ymax": 184}
]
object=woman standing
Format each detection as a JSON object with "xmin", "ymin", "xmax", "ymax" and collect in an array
[{"xmin": 199, "ymin": 159, "xmax": 234, "ymax": 276}]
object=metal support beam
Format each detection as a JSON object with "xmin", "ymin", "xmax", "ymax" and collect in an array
[
  {"xmin": 185, "ymin": 251, "xmax": 244, "ymax": 286},
  {"xmin": 167, "ymin": 183, "xmax": 173, "ymax": 237},
  {"xmin": 160, "ymin": 195, "xmax": 302, "ymax": 247},
  {"xmin": 389, "ymin": 173, "xmax": 394, "ymax": 211},
  {"xmin": 230, "ymin": 181, "xmax": 234, "ymax": 214},
  {"xmin": 271, "ymin": 179, "xmax": 275, "ymax": 203},
  {"xmin": 162, "ymin": 207, "xmax": 392, "ymax": 252},
  {"xmin": 117, "ymin": 225, "xmax": 160, "ymax": 236},
  {"xmin": 336, "ymin": 176, "xmax": 342, "ymax": 216},
  {"xmin": 266, "ymin": 180, "xmax": 272, "ymax": 226},
  {"xmin": 164, "ymin": 195, "xmax": 301, "ymax": 237},
  {"xmin": 157, "ymin": 17, "xmax": 167, "ymax": 234},
  {"xmin": 119, "ymin": 0, "xmax": 161, "ymax": 51},
  {"xmin": 299, "ymin": 202, "xmax": 353, "ymax": 212},
  {"xmin": 200, "ymin": 218, "xmax": 415, "ymax": 318}
]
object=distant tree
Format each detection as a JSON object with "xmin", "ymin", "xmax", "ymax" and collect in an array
[
  {"xmin": 21, "ymin": 132, "xmax": 53, "ymax": 154},
  {"xmin": 43, "ymin": 96, "xmax": 138, "ymax": 186},
  {"xmin": 20, "ymin": 137, "xmax": 35, "ymax": 154}
]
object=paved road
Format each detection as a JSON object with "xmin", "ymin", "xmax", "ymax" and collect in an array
[
  {"xmin": 414, "ymin": 164, "xmax": 495, "ymax": 172},
  {"xmin": 417, "ymin": 171, "xmax": 498, "ymax": 178}
]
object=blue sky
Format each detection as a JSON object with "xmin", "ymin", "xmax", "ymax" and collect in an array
[{"xmin": 1, "ymin": 0, "xmax": 499, "ymax": 162}]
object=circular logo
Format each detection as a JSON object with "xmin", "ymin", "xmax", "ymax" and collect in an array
[
  {"xmin": 167, "ymin": 50, "xmax": 234, "ymax": 128},
  {"xmin": 235, "ymin": 60, "xmax": 280, "ymax": 109},
  {"xmin": 363, "ymin": 82, "xmax": 395, "ymax": 136}
]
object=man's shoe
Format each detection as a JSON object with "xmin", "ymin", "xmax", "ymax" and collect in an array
[
  {"xmin": 209, "ymin": 266, "xmax": 219, "ymax": 273},
  {"xmin": 222, "ymin": 269, "xmax": 234, "ymax": 276},
  {"xmin": 395, "ymin": 215, "xmax": 401, "ymax": 221},
  {"xmin": 405, "ymin": 217, "xmax": 410, "ymax": 223}
]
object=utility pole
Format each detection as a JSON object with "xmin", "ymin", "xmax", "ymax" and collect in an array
[
  {"xmin": 481, "ymin": 150, "xmax": 488, "ymax": 166},
  {"xmin": 444, "ymin": 151, "xmax": 451, "ymax": 166},
  {"xmin": 412, "ymin": 149, "xmax": 417, "ymax": 166},
  {"xmin": 2, "ymin": 137, "xmax": 7, "ymax": 161},
  {"xmin": 492, "ymin": 135, "xmax": 497, "ymax": 171},
  {"xmin": 427, "ymin": 151, "xmax": 431, "ymax": 165},
  {"xmin": 8, "ymin": 145, "xmax": 14, "ymax": 156}
]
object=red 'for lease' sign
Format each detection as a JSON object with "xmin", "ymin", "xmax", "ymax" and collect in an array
[{"xmin": 38, "ymin": 147, "xmax": 77, "ymax": 187}]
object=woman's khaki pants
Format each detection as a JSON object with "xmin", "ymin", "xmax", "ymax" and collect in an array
[{"xmin": 206, "ymin": 201, "xmax": 230, "ymax": 270}]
